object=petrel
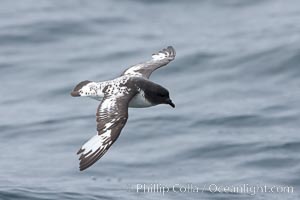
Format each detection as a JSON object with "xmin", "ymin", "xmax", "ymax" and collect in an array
[{"xmin": 71, "ymin": 46, "xmax": 176, "ymax": 171}]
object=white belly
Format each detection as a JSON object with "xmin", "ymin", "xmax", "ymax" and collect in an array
[
  {"xmin": 129, "ymin": 92, "xmax": 153, "ymax": 108},
  {"xmin": 86, "ymin": 85, "xmax": 153, "ymax": 108}
]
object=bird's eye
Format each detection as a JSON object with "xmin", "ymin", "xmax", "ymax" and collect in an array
[{"xmin": 158, "ymin": 93, "xmax": 165, "ymax": 97}]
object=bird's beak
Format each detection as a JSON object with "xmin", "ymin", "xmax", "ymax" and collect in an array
[{"xmin": 166, "ymin": 99, "xmax": 175, "ymax": 108}]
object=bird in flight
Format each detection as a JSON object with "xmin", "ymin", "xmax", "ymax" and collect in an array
[{"xmin": 71, "ymin": 46, "xmax": 176, "ymax": 171}]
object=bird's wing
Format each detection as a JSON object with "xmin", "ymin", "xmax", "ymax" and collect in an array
[
  {"xmin": 121, "ymin": 46, "xmax": 176, "ymax": 79},
  {"xmin": 77, "ymin": 88, "xmax": 136, "ymax": 171}
]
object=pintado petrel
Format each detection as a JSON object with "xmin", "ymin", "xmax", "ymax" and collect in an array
[{"xmin": 71, "ymin": 46, "xmax": 176, "ymax": 171}]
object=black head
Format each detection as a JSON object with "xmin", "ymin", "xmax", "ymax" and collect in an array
[{"xmin": 144, "ymin": 84, "xmax": 175, "ymax": 108}]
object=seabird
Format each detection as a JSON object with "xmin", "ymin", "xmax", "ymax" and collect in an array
[{"xmin": 71, "ymin": 46, "xmax": 176, "ymax": 171}]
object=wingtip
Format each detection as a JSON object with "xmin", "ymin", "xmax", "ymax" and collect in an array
[
  {"xmin": 167, "ymin": 46, "xmax": 176, "ymax": 57},
  {"xmin": 77, "ymin": 148, "xmax": 84, "ymax": 155},
  {"xmin": 79, "ymin": 166, "xmax": 85, "ymax": 171}
]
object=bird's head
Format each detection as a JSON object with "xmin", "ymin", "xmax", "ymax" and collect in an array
[{"xmin": 145, "ymin": 84, "xmax": 175, "ymax": 108}]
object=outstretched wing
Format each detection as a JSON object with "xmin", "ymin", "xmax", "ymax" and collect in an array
[
  {"xmin": 77, "ymin": 89, "xmax": 136, "ymax": 171},
  {"xmin": 121, "ymin": 46, "xmax": 176, "ymax": 79}
]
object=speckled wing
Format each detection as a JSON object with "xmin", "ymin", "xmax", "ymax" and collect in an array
[
  {"xmin": 121, "ymin": 46, "xmax": 176, "ymax": 79},
  {"xmin": 77, "ymin": 89, "xmax": 137, "ymax": 171}
]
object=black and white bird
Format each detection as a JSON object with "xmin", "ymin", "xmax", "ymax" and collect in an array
[{"xmin": 71, "ymin": 46, "xmax": 176, "ymax": 171}]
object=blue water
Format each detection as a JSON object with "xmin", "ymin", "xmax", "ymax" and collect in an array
[{"xmin": 1, "ymin": 0, "xmax": 300, "ymax": 199}]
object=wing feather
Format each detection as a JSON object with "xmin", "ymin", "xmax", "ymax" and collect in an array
[
  {"xmin": 77, "ymin": 90, "xmax": 136, "ymax": 171},
  {"xmin": 121, "ymin": 46, "xmax": 176, "ymax": 79}
]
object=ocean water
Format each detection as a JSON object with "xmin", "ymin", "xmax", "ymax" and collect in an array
[{"xmin": 1, "ymin": 0, "xmax": 300, "ymax": 199}]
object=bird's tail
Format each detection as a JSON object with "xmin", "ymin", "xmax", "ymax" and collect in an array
[
  {"xmin": 70, "ymin": 80, "xmax": 104, "ymax": 101},
  {"xmin": 70, "ymin": 80, "xmax": 91, "ymax": 97}
]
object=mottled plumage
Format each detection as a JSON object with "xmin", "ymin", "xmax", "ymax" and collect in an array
[{"xmin": 71, "ymin": 46, "xmax": 176, "ymax": 171}]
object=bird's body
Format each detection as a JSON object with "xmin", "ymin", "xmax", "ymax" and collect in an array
[
  {"xmin": 72, "ymin": 76, "xmax": 154, "ymax": 108},
  {"xmin": 71, "ymin": 46, "xmax": 176, "ymax": 171}
]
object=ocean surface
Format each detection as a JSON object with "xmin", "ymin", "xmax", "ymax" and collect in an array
[{"xmin": 1, "ymin": 0, "xmax": 300, "ymax": 199}]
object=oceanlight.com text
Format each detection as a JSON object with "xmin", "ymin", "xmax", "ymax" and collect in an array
[{"xmin": 130, "ymin": 183, "xmax": 294, "ymax": 196}]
